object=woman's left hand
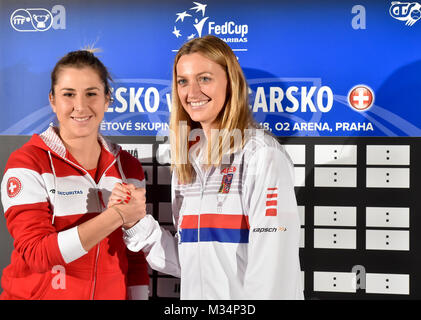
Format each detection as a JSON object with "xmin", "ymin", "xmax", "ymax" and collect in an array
[{"xmin": 108, "ymin": 183, "xmax": 145, "ymax": 229}]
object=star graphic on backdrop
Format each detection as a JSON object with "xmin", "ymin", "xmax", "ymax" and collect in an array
[
  {"xmin": 175, "ymin": 11, "xmax": 192, "ymax": 22},
  {"xmin": 190, "ymin": 2, "xmax": 207, "ymax": 16},
  {"xmin": 172, "ymin": 26, "xmax": 181, "ymax": 38}
]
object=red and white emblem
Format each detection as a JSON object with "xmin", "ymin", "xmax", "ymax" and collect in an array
[
  {"xmin": 348, "ymin": 85, "xmax": 374, "ymax": 111},
  {"xmin": 265, "ymin": 187, "xmax": 278, "ymax": 216},
  {"xmin": 7, "ymin": 177, "xmax": 22, "ymax": 198}
]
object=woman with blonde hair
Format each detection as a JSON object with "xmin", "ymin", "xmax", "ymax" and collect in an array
[{"xmin": 113, "ymin": 35, "xmax": 303, "ymax": 299}]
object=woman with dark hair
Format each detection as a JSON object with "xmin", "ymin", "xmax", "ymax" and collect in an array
[
  {"xmin": 0, "ymin": 50, "xmax": 149, "ymax": 299},
  {"xmin": 112, "ymin": 35, "xmax": 303, "ymax": 299}
]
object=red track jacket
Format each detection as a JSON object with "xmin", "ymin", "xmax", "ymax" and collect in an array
[{"xmin": 0, "ymin": 126, "xmax": 149, "ymax": 299}]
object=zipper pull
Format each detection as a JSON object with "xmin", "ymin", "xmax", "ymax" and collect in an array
[{"xmin": 216, "ymin": 193, "xmax": 225, "ymax": 214}]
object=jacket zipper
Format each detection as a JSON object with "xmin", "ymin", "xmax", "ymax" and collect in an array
[
  {"xmin": 194, "ymin": 162, "xmax": 210, "ymax": 300},
  {"xmin": 60, "ymin": 157, "xmax": 117, "ymax": 300},
  {"xmin": 90, "ymin": 159, "xmax": 117, "ymax": 300},
  {"xmin": 44, "ymin": 130, "xmax": 121, "ymax": 300},
  {"xmin": 90, "ymin": 244, "xmax": 100, "ymax": 300},
  {"xmin": 190, "ymin": 141, "xmax": 208, "ymax": 298},
  {"xmin": 197, "ymin": 171, "xmax": 204, "ymax": 299}
]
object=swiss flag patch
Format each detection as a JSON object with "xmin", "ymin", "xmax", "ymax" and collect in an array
[
  {"xmin": 265, "ymin": 187, "xmax": 278, "ymax": 216},
  {"xmin": 7, "ymin": 177, "xmax": 22, "ymax": 198}
]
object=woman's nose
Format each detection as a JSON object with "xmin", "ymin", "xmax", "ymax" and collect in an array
[
  {"xmin": 73, "ymin": 95, "xmax": 86, "ymax": 112},
  {"xmin": 187, "ymin": 81, "xmax": 202, "ymax": 98}
]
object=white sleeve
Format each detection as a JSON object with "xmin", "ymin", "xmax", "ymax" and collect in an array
[
  {"xmin": 57, "ymin": 226, "xmax": 87, "ymax": 263},
  {"xmin": 242, "ymin": 146, "xmax": 304, "ymax": 299},
  {"xmin": 123, "ymin": 172, "xmax": 182, "ymax": 278},
  {"xmin": 123, "ymin": 214, "xmax": 181, "ymax": 278}
]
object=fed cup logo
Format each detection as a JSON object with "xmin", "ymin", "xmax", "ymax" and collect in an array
[
  {"xmin": 171, "ymin": 1, "xmax": 249, "ymax": 51},
  {"xmin": 10, "ymin": 8, "xmax": 53, "ymax": 32},
  {"xmin": 7, "ymin": 177, "xmax": 22, "ymax": 198},
  {"xmin": 172, "ymin": 2, "xmax": 209, "ymax": 40},
  {"xmin": 347, "ymin": 85, "xmax": 375, "ymax": 111},
  {"xmin": 390, "ymin": 1, "xmax": 421, "ymax": 26}
]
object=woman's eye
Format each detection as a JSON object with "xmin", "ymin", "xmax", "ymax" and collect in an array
[
  {"xmin": 63, "ymin": 93, "xmax": 74, "ymax": 97},
  {"xmin": 87, "ymin": 92, "xmax": 97, "ymax": 97},
  {"xmin": 200, "ymin": 76, "xmax": 211, "ymax": 82},
  {"xmin": 177, "ymin": 79, "xmax": 187, "ymax": 86}
]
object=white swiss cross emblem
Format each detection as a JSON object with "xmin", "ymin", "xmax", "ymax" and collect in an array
[
  {"xmin": 7, "ymin": 177, "xmax": 22, "ymax": 198},
  {"xmin": 348, "ymin": 85, "xmax": 374, "ymax": 111}
]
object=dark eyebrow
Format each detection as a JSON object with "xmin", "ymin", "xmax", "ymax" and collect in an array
[{"xmin": 60, "ymin": 87, "xmax": 100, "ymax": 91}]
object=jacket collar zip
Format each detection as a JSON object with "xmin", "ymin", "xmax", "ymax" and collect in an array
[
  {"xmin": 38, "ymin": 126, "xmax": 122, "ymax": 222},
  {"xmin": 39, "ymin": 126, "xmax": 120, "ymax": 159},
  {"xmin": 39, "ymin": 126, "xmax": 121, "ymax": 179}
]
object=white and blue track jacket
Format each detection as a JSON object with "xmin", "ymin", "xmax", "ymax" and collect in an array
[{"xmin": 124, "ymin": 131, "xmax": 304, "ymax": 300}]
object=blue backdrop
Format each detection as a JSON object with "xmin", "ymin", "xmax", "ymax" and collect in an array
[{"xmin": 1, "ymin": 0, "xmax": 420, "ymax": 136}]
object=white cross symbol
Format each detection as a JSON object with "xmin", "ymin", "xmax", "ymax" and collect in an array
[
  {"xmin": 9, "ymin": 182, "xmax": 17, "ymax": 193},
  {"xmin": 353, "ymin": 89, "xmax": 370, "ymax": 108}
]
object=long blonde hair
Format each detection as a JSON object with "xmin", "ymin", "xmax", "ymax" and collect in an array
[{"xmin": 170, "ymin": 35, "xmax": 256, "ymax": 184}]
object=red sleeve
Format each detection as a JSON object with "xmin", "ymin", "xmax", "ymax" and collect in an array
[
  {"xmin": 126, "ymin": 247, "xmax": 150, "ymax": 286},
  {"xmin": 2, "ymin": 147, "xmax": 66, "ymax": 273},
  {"xmin": 4, "ymin": 202, "xmax": 66, "ymax": 273},
  {"xmin": 119, "ymin": 150, "xmax": 145, "ymax": 182}
]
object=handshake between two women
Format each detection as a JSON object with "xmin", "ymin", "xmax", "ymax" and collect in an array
[{"xmin": 107, "ymin": 183, "xmax": 147, "ymax": 230}]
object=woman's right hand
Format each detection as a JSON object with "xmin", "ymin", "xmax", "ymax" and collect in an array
[{"xmin": 109, "ymin": 183, "xmax": 147, "ymax": 228}]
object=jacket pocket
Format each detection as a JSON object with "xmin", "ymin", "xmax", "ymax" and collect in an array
[{"xmin": 30, "ymin": 272, "xmax": 54, "ymax": 300}]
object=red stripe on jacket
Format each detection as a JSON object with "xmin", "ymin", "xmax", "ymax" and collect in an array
[{"xmin": 181, "ymin": 214, "xmax": 250, "ymax": 230}]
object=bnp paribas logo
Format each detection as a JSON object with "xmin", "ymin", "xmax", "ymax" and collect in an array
[
  {"xmin": 389, "ymin": 1, "xmax": 421, "ymax": 26},
  {"xmin": 171, "ymin": 1, "xmax": 249, "ymax": 52}
]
